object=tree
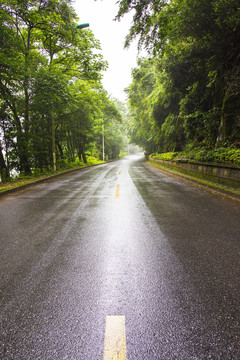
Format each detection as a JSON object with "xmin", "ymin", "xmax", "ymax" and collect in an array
[
  {"xmin": 0, "ymin": 0, "xmax": 108, "ymax": 177},
  {"xmin": 116, "ymin": 0, "xmax": 240, "ymax": 150},
  {"xmin": 0, "ymin": 141, "xmax": 9, "ymax": 180}
]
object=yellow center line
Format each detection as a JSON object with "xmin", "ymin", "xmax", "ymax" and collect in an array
[
  {"xmin": 115, "ymin": 184, "xmax": 120, "ymax": 199},
  {"xmin": 118, "ymin": 170, "xmax": 121, "ymax": 175},
  {"xmin": 103, "ymin": 316, "xmax": 127, "ymax": 360}
]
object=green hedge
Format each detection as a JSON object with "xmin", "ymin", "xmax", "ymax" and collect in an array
[{"xmin": 150, "ymin": 148, "xmax": 240, "ymax": 166}]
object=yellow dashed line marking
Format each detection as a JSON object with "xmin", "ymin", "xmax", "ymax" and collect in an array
[
  {"xmin": 103, "ymin": 316, "xmax": 127, "ymax": 360},
  {"xmin": 115, "ymin": 184, "xmax": 120, "ymax": 199},
  {"xmin": 118, "ymin": 170, "xmax": 121, "ymax": 175}
]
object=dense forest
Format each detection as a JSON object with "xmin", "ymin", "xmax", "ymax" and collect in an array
[
  {"xmin": 117, "ymin": 0, "xmax": 240, "ymax": 156},
  {"xmin": 1, "ymin": 0, "xmax": 240, "ymax": 182},
  {"xmin": 0, "ymin": 0, "xmax": 129, "ymax": 181}
]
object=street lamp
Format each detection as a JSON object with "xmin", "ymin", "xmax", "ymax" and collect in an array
[
  {"xmin": 76, "ymin": 23, "xmax": 90, "ymax": 29},
  {"xmin": 102, "ymin": 122, "xmax": 105, "ymax": 162}
]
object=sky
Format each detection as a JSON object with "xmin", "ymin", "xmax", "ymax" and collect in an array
[{"xmin": 72, "ymin": 0, "xmax": 140, "ymax": 101}]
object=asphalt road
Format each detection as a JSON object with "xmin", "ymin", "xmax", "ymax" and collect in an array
[{"xmin": 0, "ymin": 154, "xmax": 240, "ymax": 359}]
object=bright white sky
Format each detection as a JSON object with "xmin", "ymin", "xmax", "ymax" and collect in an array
[{"xmin": 72, "ymin": 0, "xmax": 140, "ymax": 101}]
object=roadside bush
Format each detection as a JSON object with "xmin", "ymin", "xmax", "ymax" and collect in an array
[
  {"xmin": 150, "ymin": 148, "xmax": 240, "ymax": 166},
  {"xmin": 57, "ymin": 157, "xmax": 85, "ymax": 170},
  {"xmin": 119, "ymin": 151, "xmax": 127, "ymax": 158},
  {"xmin": 194, "ymin": 149, "xmax": 215, "ymax": 162},
  {"xmin": 86, "ymin": 156, "xmax": 103, "ymax": 165},
  {"xmin": 213, "ymin": 148, "xmax": 240, "ymax": 165},
  {"xmin": 151, "ymin": 152, "xmax": 179, "ymax": 161}
]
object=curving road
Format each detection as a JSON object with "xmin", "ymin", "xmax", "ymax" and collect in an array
[{"xmin": 0, "ymin": 154, "xmax": 240, "ymax": 359}]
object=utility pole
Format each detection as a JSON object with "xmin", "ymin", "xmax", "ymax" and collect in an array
[
  {"xmin": 102, "ymin": 123, "xmax": 105, "ymax": 161},
  {"xmin": 51, "ymin": 110, "xmax": 56, "ymax": 172}
]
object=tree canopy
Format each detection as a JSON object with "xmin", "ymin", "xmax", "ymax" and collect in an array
[
  {"xmin": 118, "ymin": 0, "xmax": 240, "ymax": 153},
  {"xmin": 0, "ymin": 0, "xmax": 128, "ymax": 180}
]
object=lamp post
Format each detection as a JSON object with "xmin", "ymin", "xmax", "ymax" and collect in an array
[
  {"xmin": 76, "ymin": 23, "xmax": 89, "ymax": 29},
  {"xmin": 102, "ymin": 122, "xmax": 105, "ymax": 161}
]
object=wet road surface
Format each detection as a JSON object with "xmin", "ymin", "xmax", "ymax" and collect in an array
[{"xmin": 0, "ymin": 154, "xmax": 240, "ymax": 359}]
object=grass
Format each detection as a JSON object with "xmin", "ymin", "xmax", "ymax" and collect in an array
[
  {"xmin": 0, "ymin": 176, "xmax": 48, "ymax": 193},
  {"xmin": 0, "ymin": 158, "xmax": 103, "ymax": 195}
]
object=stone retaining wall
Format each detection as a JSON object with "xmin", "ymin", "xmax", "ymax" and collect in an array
[{"xmin": 149, "ymin": 158, "xmax": 240, "ymax": 188}]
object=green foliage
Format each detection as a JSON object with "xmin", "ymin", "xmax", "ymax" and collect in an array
[
  {"xmin": 1, "ymin": 168, "xmax": 7, "ymax": 182},
  {"xmin": 0, "ymin": 0, "xmax": 128, "ymax": 179},
  {"xmin": 151, "ymin": 148, "xmax": 240, "ymax": 166},
  {"xmin": 119, "ymin": 0, "xmax": 240, "ymax": 153},
  {"xmin": 151, "ymin": 152, "xmax": 178, "ymax": 161},
  {"xmin": 86, "ymin": 156, "xmax": 103, "ymax": 165},
  {"xmin": 126, "ymin": 58, "xmax": 162, "ymax": 154},
  {"xmin": 119, "ymin": 151, "xmax": 127, "ymax": 158}
]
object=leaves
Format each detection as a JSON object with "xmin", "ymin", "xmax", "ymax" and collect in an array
[
  {"xmin": 0, "ymin": 0, "xmax": 126, "ymax": 176},
  {"xmin": 120, "ymin": 0, "xmax": 240, "ymax": 152}
]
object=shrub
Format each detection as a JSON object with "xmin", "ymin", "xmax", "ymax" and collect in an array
[
  {"xmin": 119, "ymin": 151, "xmax": 127, "ymax": 158},
  {"xmin": 150, "ymin": 148, "xmax": 240, "ymax": 166},
  {"xmin": 86, "ymin": 156, "xmax": 103, "ymax": 165},
  {"xmin": 151, "ymin": 152, "xmax": 178, "ymax": 161}
]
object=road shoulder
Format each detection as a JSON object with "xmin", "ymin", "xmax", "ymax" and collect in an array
[{"xmin": 146, "ymin": 160, "xmax": 240, "ymax": 201}]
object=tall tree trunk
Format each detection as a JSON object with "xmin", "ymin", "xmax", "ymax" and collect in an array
[
  {"xmin": 23, "ymin": 26, "xmax": 32, "ymax": 142},
  {"xmin": 0, "ymin": 141, "xmax": 9, "ymax": 181},
  {"xmin": 51, "ymin": 111, "xmax": 56, "ymax": 172},
  {"xmin": 11, "ymin": 103, "xmax": 31, "ymax": 174},
  {"xmin": 0, "ymin": 81, "xmax": 31, "ymax": 175},
  {"xmin": 57, "ymin": 141, "xmax": 64, "ymax": 159},
  {"xmin": 24, "ymin": 86, "xmax": 30, "ymax": 140},
  {"xmin": 78, "ymin": 143, "xmax": 87, "ymax": 163}
]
